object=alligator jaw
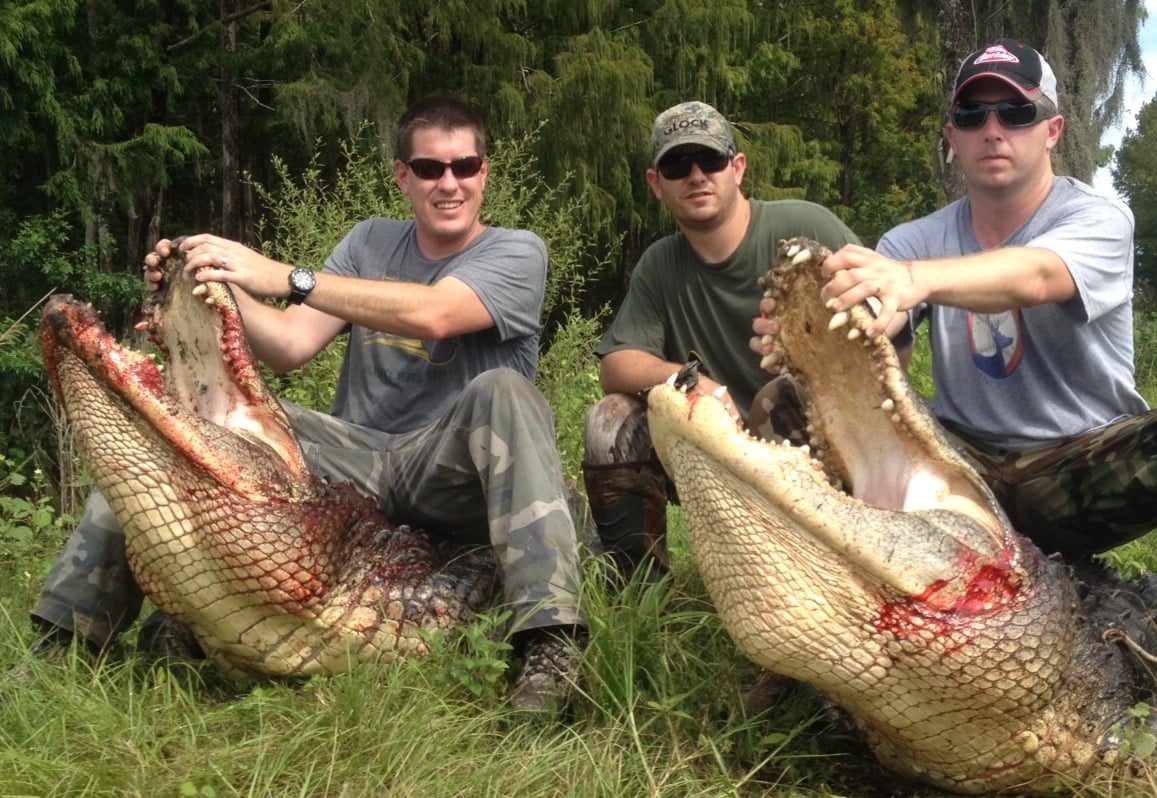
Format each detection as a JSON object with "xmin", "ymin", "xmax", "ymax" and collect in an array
[
  {"xmin": 40, "ymin": 248, "xmax": 311, "ymax": 501},
  {"xmin": 649, "ymin": 383, "xmax": 1023, "ymax": 613}
]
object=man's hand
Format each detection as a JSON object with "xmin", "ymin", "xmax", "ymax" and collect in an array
[
  {"xmin": 142, "ymin": 238, "xmax": 176, "ymax": 294},
  {"xmin": 820, "ymin": 244, "xmax": 919, "ymax": 338},
  {"xmin": 175, "ymin": 234, "xmax": 294, "ymax": 300}
]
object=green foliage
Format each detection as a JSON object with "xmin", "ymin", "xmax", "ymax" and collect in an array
[
  {"xmin": 0, "ymin": 452, "xmax": 75, "ymax": 571},
  {"xmin": 1113, "ymin": 96, "xmax": 1157, "ymax": 291},
  {"xmin": 1110, "ymin": 703, "xmax": 1157, "ymax": 760},
  {"xmin": 419, "ymin": 609, "xmax": 513, "ymax": 701}
]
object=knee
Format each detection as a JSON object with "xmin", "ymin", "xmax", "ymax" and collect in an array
[
  {"xmin": 467, "ymin": 367, "xmax": 545, "ymax": 404},
  {"xmin": 583, "ymin": 393, "xmax": 653, "ymax": 466}
]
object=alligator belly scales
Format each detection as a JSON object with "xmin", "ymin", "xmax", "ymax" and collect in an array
[
  {"xmin": 647, "ymin": 237, "xmax": 1155, "ymax": 794},
  {"xmin": 39, "ymin": 243, "xmax": 496, "ymax": 678}
]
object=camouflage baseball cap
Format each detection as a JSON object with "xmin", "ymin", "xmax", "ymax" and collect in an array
[{"xmin": 650, "ymin": 101, "xmax": 735, "ymax": 166}]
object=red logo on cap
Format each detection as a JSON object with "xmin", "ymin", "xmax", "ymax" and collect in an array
[{"xmin": 973, "ymin": 44, "xmax": 1019, "ymax": 65}]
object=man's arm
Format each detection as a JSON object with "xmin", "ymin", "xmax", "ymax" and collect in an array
[
  {"xmin": 600, "ymin": 349, "xmax": 739, "ymax": 418},
  {"xmin": 819, "ymin": 244, "xmax": 1076, "ymax": 337},
  {"xmin": 147, "ymin": 235, "xmax": 499, "ymax": 374}
]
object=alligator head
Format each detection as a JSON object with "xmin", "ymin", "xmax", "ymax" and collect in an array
[
  {"xmin": 648, "ymin": 237, "xmax": 1153, "ymax": 794},
  {"xmin": 40, "ymin": 241, "xmax": 496, "ymax": 677}
]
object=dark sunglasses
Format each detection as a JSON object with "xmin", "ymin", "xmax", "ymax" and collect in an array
[
  {"xmin": 405, "ymin": 156, "xmax": 484, "ymax": 181},
  {"xmin": 656, "ymin": 149, "xmax": 733, "ymax": 181},
  {"xmin": 951, "ymin": 100, "xmax": 1053, "ymax": 130}
]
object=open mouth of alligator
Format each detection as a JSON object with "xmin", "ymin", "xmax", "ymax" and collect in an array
[
  {"xmin": 647, "ymin": 237, "xmax": 1019, "ymax": 610},
  {"xmin": 40, "ymin": 244, "xmax": 312, "ymax": 500}
]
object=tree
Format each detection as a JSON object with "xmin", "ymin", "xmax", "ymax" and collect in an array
[{"xmin": 1112, "ymin": 96, "xmax": 1157, "ymax": 291}]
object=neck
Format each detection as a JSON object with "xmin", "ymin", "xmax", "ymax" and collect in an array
[
  {"xmin": 682, "ymin": 197, "xmax": 752, "ymax": 263},
  {"xmin": 968, "ymin": 171, "xmax": 1054, "ymax": 249},
  {"xmin": 415, "ymin": 221, "xmax": 486, "ymax": 261}
]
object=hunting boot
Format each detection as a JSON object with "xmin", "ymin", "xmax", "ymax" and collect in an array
[
  {"xmin": 582, "ymin": 460, "xmax": 670, "ymax": 586},
  {"xmin": 509, "ymin": 626, "xmax": 586, "ymax": 714},
  {"xmin": 138, "ymin": 609, "xmax": 206, "ymax": 663}
]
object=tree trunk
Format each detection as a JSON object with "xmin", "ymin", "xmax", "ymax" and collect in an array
[{"xmin": 937, "ymin": 0, "xmax": 974, "ymax": 201}]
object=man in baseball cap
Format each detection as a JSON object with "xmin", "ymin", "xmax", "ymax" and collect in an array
[
  {"xmin": 583, "ymin": 99, "xmax": 859, "ymax": 587},
  {"xmin": 649, "ymin": 100, "xmax": 736, "ymax": 165},
  {"xmin": 952, "ymin": 38, "xmax": 1059, "ymax": 110},
  {"xmin": 801, "ymin": 35, "xmax": 1150, "ymax": 563}
]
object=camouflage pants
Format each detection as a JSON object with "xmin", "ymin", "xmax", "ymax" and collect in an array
[
  {"xmin": 34, "ymin": 368, "xmax": 585, "ymax": 648},
  {"xmin": 945, "ymin": 411, "xmax": 1157, "ymax": 558}
]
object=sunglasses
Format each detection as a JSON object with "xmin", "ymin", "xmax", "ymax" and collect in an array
[
  {"xmin": 951, "ymin": 100, "xmax": 1053, "ymax": 130},
  {"xmin": 405, "ymin": 156, "xmax": 484, "ymax": 181},
  {"xmin": 656, "ymin": 149, "xmax": 733, "ymax": 180}
]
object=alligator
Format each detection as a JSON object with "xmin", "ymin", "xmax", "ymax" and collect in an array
[
  {"xmin": 39, "ymin": 243, "xmax": 497, "ymax": 678},
  {"xmin": 647, "ymin": 236, "xmax": 1157, "ymax": 794}
]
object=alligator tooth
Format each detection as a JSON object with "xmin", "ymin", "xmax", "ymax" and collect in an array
[
  {"xmin": 759, "ymin": 353, "xmax": 777, "ymax": 371},
  {"xmin": 786, "ymin": 243, "xmax": 802, "ymax": 258},
  {"xmin": 847, "ymin": 328, "xmax": 861, "ymax": 341},
  {"xmin": 829, "ymin": 311, "xmax": 849, "ymax": 330},
  {"xmin": 881, "ymin": 398, "xmax": 895, "ymax": 413},
  {"xmin": 791, "ymin": 248, "xmax": 812, "ymax": 265}
]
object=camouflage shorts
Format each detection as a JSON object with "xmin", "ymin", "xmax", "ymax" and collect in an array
[
  {"xmin": 946, "ymin": 412, "xmax": 1157, "ymax": 558},
  {"xmin": 34, "ymin": 368, "xmax": 585, "ymax": 648}
]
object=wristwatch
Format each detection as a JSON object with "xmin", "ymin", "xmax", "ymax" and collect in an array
[{"xmin": 287, "ymin": 266, "xmax": 317, "ymax": 305}]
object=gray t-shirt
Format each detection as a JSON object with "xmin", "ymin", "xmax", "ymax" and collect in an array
[
  {"xmin": 879, "ymin": 176, "xmax": 1146, "ymax": 451},
  {"xmin": 597, "ymin": 199, "xmax": 860, "ymax": 415},
  {"xmin": 324, "ymin": 219, "xmax": 546, "ymax": 434}
]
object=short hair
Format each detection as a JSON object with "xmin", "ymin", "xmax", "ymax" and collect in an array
[{"xmin": 394, "ymin": 96, "xmax": 488, "ymax": 162}]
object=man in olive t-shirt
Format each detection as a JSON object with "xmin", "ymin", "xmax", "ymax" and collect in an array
[{"xmin": 583, "ymin": 101, "xmax": 860, "ymax": 581}]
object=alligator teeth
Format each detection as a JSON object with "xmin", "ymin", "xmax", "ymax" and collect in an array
[{"xmin": 790, "ymin": 247, "xmax": 812, "ymax": 265}]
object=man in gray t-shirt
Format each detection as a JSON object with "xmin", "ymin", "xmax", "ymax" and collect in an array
[
  {"xmin": 757, "ymin": 39, "xmax": 1155, "ymax": 558},
  {"xmin": 28, "ymin": 97, "xmax": 584, "ymax": 714}
]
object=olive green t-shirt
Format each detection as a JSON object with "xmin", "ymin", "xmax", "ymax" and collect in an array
[{"xmin": 597, "ymin": 199, "xmax": 860, "ymax": 416}]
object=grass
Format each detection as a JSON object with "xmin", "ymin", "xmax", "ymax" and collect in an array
[
  {"xmin": 5, "ymin": 517, "xmax": 1157, "ymax": 797},
  {"xmin": 0, "ymin": 517, "xmax": 933, "ymax": 798}
]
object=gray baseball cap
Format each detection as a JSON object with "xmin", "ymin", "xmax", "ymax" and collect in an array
[{"xmin": 650, "ymin": 101, "xmax": 735, "ymax": 166}]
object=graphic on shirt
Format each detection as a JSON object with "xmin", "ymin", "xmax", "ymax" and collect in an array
[
  {"xmin": 364, "ymin": 332, "xmax": 460, "ymax": 365},
  {"xmin": 967, "ymin": 310, "xmax": 1023, "ymax": 378}
]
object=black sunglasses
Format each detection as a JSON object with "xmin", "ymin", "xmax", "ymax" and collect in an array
[
  {"xmin": 951, "ymin": 100, "xmax": 1053, "ymax": 130},
  {"xmin": 657, "ymin": 149, "xmax": 733, "ymax": 181},
  {"xmin": 405, "ymin": 156, "xmax": 484, "ymax": 181}
]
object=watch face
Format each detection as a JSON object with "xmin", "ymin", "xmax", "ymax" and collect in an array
[{"xmin": 292, "ymin": 268, "xmax": 316, "ymax": 291}]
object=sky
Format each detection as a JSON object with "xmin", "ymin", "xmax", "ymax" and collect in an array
[{"xmin": 1091, "ymin": 0, "xmax": 1157, "ymax": 199}]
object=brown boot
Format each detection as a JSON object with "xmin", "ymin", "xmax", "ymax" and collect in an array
[{"xmin": 582, "ymin": 460, "xmax": 670, "ymax": 584}]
